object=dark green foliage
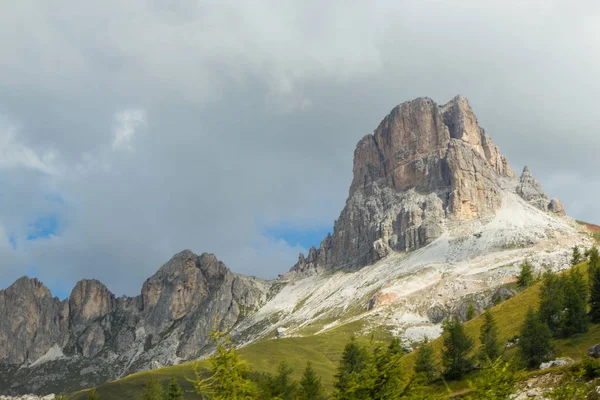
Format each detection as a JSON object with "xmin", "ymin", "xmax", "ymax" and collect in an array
[
  {"xmin": 333, "ymin": 337, "xmax": 373, "ymax": 399},
  {"xmin": 414, "ymin": 339, "xmax": 436, "ymax": 383},
  {"xmin": 583, "ymin": 356, "xmax": 600, "ymax": 379},
  {"xmin": 192, "ymin": 329, "xmax": 257, "ymax": 400},
  {"xmin": 479, "ymin": 308, "xmax": 501, "ymax": 363},
  {"xmin": 298, "ymin": 362, "xmax": 325, "ymax": 400},
  {"xmin": 465, "ymin": 304, "xmax": 476, "ymax": 321},
  {"xmin": 265, "ymin": 361, "xmax": 297, "ymax": 400},
  {"xmin": 547, "ymin": 376, "xmax": 600, "ymax": 400},
  {"xmin": 141, "ymin": 377, "xmax": 164, "ymax": 400},
  {"xmin": 561, "ymin": 268, "xmax": 588, "ymax": 336},
  {"xmin": 590, "ymin": 264, "xmax": 600, "ymax": 323},
  {"xmin": 468, "ymin": 358, "xmax": 521, "ymax": 400},
  {"xmin": 371, "ymin": 340, "xmax": 405, "ymax": 399},
  {"xmin": 589, "ymin": 246, "xmax": 600, "ymax": 273},
  {"xmin": 518, "ymin": 308, "xmax": 553, "ymax": 368},
  {"xmin": 166, "ymin": 377, "xmax": 183, "ymax": 400},
  {"xmin": 538, "ymin": 271, "xmax": 565, "ymax": 335},
  {"xmin": 517, "ymin": 260, "xmax": 534, "ymax": 289},
  {"xmin": 88, "ymin": 387, "xmax": 99, "ymax": 400},
  {"xmin": 442, "ymin": 317, "xmax": 474, "ymax": 380},
  {"xmin": 572, "ymin": 245, "xmax": 583, "ymax": 266}
]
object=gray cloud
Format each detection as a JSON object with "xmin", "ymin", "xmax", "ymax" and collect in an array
[{"xmin": 0, "ymin": 0, "xmax": 599, "ymax": 296}]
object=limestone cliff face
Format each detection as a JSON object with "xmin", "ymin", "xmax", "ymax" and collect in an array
[
  {"xmin": 292, "ymin": 95, "xmax": 562, "ymax": 274},
  {"xmin": 0, "ymin": 278, "xmax": 69, "ymax": 365},
  {"xmin": 0, "ymin": 252, "xmax": 269, "ymax": 394}
]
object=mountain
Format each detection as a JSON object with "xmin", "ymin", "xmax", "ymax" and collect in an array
[{"xmin": 0, "ymin": 95, "xmax": 591, "ymax": 395}]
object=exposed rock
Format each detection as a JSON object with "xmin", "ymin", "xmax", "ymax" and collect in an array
[
  {"xmin": 427, "ymin": 304, "xmax": 447, "ymax": 324},
  {"xmin": 276, "ymin": 327, "xmax": 287, "ymax": 338},
  {"xmin": 548, "ymin": 198, "xmax": 566, "ymax": 216},
  {"xmin": 539, "ymin": 357, "xmax": 574, "ymax": 370},
  {"xmin": 589, "ymin": 344, "xmax": 600, "ymax": 358},
  {"xmin": 492, "ymin": 287, "xmax": 515, "ymax": 304},
  {"xmin": 69, "ymin": 279, "xmax": 115, "ymax": 331},
  {"xmin": 517, "ymin": 166, "xmax": 549, "ymax": 211}
]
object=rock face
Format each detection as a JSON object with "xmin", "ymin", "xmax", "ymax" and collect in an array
[
  {"xmin": 0, "ymin": 251, "xmax": 269, "ymax": 395},
  {"xmin": 291, "ymin": 95, "xmax": 563, "ymax": 274}
]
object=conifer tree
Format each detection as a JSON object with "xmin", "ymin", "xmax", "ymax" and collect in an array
[
  {"xmin": 518, "ymin": 308, "xmax": 553, "ymax": 368},
  {"xmin": 88, "ymin": 387, "xmax": 99, "ymax": 400},
  {"xmin": 141, "ymin": 377, "xmax": 164, "ymax": 400},
  {"xmin": 479, "ymin": 308, "xmax": 501, "ymax": 363},
  {"xmin": 442, "ymin": 317, "xmax": 474, "ymax": 380},
  {"xmin": 166, "ymin": 377, "xmax": 183, "ymax": 400},
  {"xmin": 589, "ymin": 265, "xmax": 600, "ymax": 323},
  {"xmin": 334, "ymin": 337, "xmax": 374, "ymax": 400},
  {"xmin": 298, "ymin": 362, "xmax": 325, "ymax": 400},
  {"xmin": 571, "ymin": 245, "xmax": 583, "ymax": 266},
  {"xmin": 517, "ymin": 260, "xmax": 534, "ymax": 289},
  {"xmin": 192, "ymin": 329, "xmax": 257, "ymax": 400},
  {"xmin": 538, "ymin": 271, "xmax": 565, "ymax": 335},
  {"xmin": 371, "ymin": 339, "xmax": 405, "ymax": 399},
  {"xmin": 469, "ymin": 358, "xmax": 521, "ymax": 400},
  {"xmin": 561, "ymin": 268, "xmax": 588, "ymax": 336},
  {"xmin": 589, "ymin": 246, "xmax": 600, "ymax": 273},
  {"xmin": 267, "ymin": 361, "xmax": 297, "ymax": 400},
  {"xmin": 466, "ymin": 303, "xmax": 476, "ymax": 321},
  {"xmin": 414, "ymin": 338, "xmax": 436, "ymax": 383}
]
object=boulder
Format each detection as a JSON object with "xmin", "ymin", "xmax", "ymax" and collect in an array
[
  {"xmin": 589, "ymin": 344, "xmax": 600, "ymax": 358},
  {"xmin": 539, "ymin": 357, "xmax": 574, "ymax": 370}
]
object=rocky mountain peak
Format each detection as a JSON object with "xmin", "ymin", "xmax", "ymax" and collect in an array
[
  {"xmin": 69, "ymin": 279, "xmax": 115, "ymax": 329},
  {"xmin": 516, "ymin": 165, "xmax": 565, "ymax": 215}
]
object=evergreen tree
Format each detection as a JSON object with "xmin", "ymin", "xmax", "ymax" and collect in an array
[
  {"xmin": 442, "ymin": 317, "xmax": 474, "ymax": 380},
  {"xmin": 538, "ymin": 271, "xmax": 565, "ymax": 335},
  {"xmin": 298, "ymin": 362, "xmax": 325, "ymax": 400},
  {"xmin": 166, "ymin": 377, "xmax": 183, "ymax": 400},
  {"xmin": 371, "ymin": 340, "xmax": 405, "ymax": 399},
  {"xmin": 192, "ymin": 329, "xmax": 257, "ymax": 400},
  {"xmin": 466, "ymin": 303, "xmax": 476, "ymax": 321},
  {"xmin": 88, "ymin": 387, "xmax": 99, "ymax": 400},
  {"xmin": 479, "ymin": 308, "xmax": 501, "ymax": 363},
  {"xmin": 333, "ymin": 337, "xmax": 374, "ymax": 400},
  {"xmin": 571, "ymin": 245, "xmax": 583, "ymax": 266},
  {"xmin": 517, "ymin": 260, "xmax": 534, "ymax": 289},
  {"xmin": 589, "ymin": 246, "xmax": 600, "ymax": 273},
  {"xmin": 469, "ymin": 358, "xmax": 521, "ymax": 400},
  {"xmin": 267, "ymin": 361, "xmax": 297, "ymax": 400},
  {"xmin": 589, "ymin": 265, "xmax": 600, "ymax": 323},
  {"xmin": 561, "ymin": 268, "xmax": 588, "ymax": 336},
  {"xmin": 518, "ymin": 308, "xmax": 553, "ymax": 368},
  {"xmin": 414, "ymin": 338, "xmax": 436, "ymax": 383},
  {"xmin": 141, "ymin": 377, "xmax": 164, "ymax": 400}
]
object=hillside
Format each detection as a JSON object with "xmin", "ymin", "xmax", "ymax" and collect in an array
[{"xmin": 71, "ymin": 259, "xmax": 600, "ymax": 399}]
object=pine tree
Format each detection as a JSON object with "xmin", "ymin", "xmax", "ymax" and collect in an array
[
  {"xmin": 466, "ymin": 303, "xmax": 476, "ymax": 321},
  {"xmin": 88, "ymin": 387, "xmax": 99, "ymax": 400},
  {"xmin": 517, "ymin": 260, "xmax": 534, "ymax": 289},
  {"xmin": 590, "ymin": 265, "xmax": 600, "ymax": 323},
  {"xmin": 518, "ymin": 308, "xmax": 553, "ymax": 368},
  {"xmin": 538, "ymin": 271, "xmax": 565, "ymax": 335},
  {"xmin": 561, "ymin": 268, "xmax": 588, "ymax": 337},
  {"xmin": 298, "ymin": 362, "xmax": 325, "ymax": 400},
  {"xmin": 442, "ymin": 317, "xmax": 474, "ymax": 380},
  {"xmin": 589, "ymin": 246, "xmax": 600, "ymax": 273},
  {"xmin": 414, "ymin": 338, "xmax": 436, "ymax": 383},
  {"xmin": 333, "ymin": 337, "xmax": 374, "ymax": 400},
  {"xmin": 166, "ymin": 377, "xmax": 183, "ymax": 400},
  {"xmin": 371, "ymin": 340, "xmax": 405, "ymax": 399},
  {"xmin": 479, "ymin": 308, "xmax": 501, "ymax": 363},
  {"xmin": 571, "ymin": 245, "xmax": 583, "ymax": 266},
  {"xmin": 268, "ymin": 361, "xmax": 297, "ymax": 400},
  {"xmin": 141, "ymin": 377, "xmax": 164, "ymax": 400},
  {"xmin": 192, "ymin": 329, "xmax": 257, "ymax": 400},
  {"xmin": 469, "ymin": 358, "xmax": 521, "ymax": 400}
]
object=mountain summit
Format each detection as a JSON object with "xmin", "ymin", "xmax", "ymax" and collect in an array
[
  {"xmin": 0, "ymin": 96, "xmax": 587, "ymax": 395},
  {"xmin": 291, "ymin": 96, "xmax": 564, "ymax": 276}
]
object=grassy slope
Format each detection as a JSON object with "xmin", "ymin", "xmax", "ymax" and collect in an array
[{"xmin": 72, "ymin": 263, "xmax": 600, "ymax": 399}]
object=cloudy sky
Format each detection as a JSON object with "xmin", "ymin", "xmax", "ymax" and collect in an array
[{"xmin": 1, "ymin": 0, "xmax": 599, "ymax": 298}]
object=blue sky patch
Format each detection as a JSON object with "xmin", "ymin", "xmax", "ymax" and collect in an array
[
  {"xmin": 27, "ymin": 214, "xmax": 60, "ymax": 240},
  {"xmin": 264, "ymin": 223, "xmax": 332, "ymax": 250}
]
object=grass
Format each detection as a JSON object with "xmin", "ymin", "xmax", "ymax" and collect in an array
[{"xmin": 71, "ymin": 262, "xmax": 600, "ymax": 399}]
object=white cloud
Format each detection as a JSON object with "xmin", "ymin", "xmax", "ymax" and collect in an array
[
  {"xmin": 0, "ymin": 121, "xmax": 59, "ymax": 176},
  {"xmin": 112, "ymin": 109, "xmax": 146, "ymax": 152}
]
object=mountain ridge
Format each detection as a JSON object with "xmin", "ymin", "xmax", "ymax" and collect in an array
[{"xmin": 0, "ymin": 95, "xmax": 588, "ymax": 395}]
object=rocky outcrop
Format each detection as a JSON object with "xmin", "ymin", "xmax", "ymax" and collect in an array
[
  {"xmin": 516, "ymin": 166, "xmax": 566, "ymax": 215},
  {"xmin": 0, "ymin": 251, "xmax": 270, "ymax": 395},
  {"xmin": 0, "ymin": 278, "xmax": 69, "ymax": 365}
]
